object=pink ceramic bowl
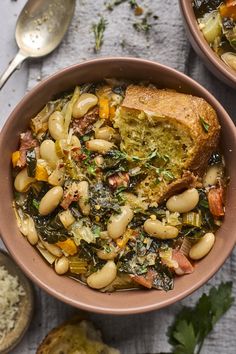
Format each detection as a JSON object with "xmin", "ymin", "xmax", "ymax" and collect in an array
[
  {"xmin": 0, "ymin": 57, "xmax": 235, "ymax": 314},
  {"xmin": 179, "ymin": 0, "xmax": 236, "ymax": 88}
]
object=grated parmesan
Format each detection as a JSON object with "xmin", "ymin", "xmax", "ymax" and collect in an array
[{"xmin": 0, "ymin": 265, "xmax": 25, "ymax": 343}]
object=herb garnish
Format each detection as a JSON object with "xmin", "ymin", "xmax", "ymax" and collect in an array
[
  {"xmin": 167, "ymin": 282, "xmax": 234, "ymax": 354},
  {"xmin": 92, "ymin": 17, "xmax": 107, "ymax": 52},
  {"xmin": 199, "ymin": 116, "xmax": 210, "ymax": 133},
  {"xmin": 133, "ymin": 15, "xmax": 152, "ymax": 33}
]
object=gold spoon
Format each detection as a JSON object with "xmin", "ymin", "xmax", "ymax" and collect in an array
[{"xmin": 0, "ymin": 0, "xmax": 76, "ymax": 89}]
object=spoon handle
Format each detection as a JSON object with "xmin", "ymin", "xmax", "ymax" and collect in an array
[{"xmin": 0, "ymin": 50, "xmax": 28, "ymax": 90}]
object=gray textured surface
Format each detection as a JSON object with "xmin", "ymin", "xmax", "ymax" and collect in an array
[{"xmin": 0, "ymin": 0, "xmax": 235, "ymax": 353}]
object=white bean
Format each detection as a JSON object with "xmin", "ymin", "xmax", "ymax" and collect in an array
[
  {"xmin": 166, "ymin": 188, "xmax": 199, "ymax": 213},
  {"xmin": 27, "ymin": 217, "xmax": 38, "ymax": 245},
  {"xmin": 94, "ymin": 155, "xmax": 104, "ymax": 167},
  {"xmin": 14, "ymin": 168, "xmax": 36, "ymax": 192},
  {"xmin": 48, "ymin": 111, "xmax": 65, "ymax": 140},
  {"xmin": 40, "ymin": 140, "xmax": 59, "ymax": 168},
  {"xmin": 70, "ymin": 135, "xmax": 81, "ymax": 149},
  {"xmin": 203, "ymin": 165, "xmax": 222, "ymax": 187},
  {"xmin": 86, "ymin": 260, "xmax": 117, "ymax": 289},
  {"xmin": 86, "ymin": 139, "xmax": 114, "ymax": 154},
  {"xmin": 55, "ymin": 256, "xmax": 69, "ymax": 275},
  {"xmin": 189, "ymin": 233, "xmax": 215, "ymax": 260},
  {"xmin": 59, "ymin": 210, "xmax": 75, "ymax": 229},
  {"xmin": 97, "ymin": 249, "xmax": 117, "ymax": 260},
  {"xmin": 144, "ymin": 219, "xmax": 179, "ymax": 239},
  {"xmin": 72, "ymin": 93, "xmax": 98, "ymax": 118},
  {"xmin": 48, "ymin": 166, "xmax": 65, "ymax": 186},
  {"xmin": 77, "ymin": 181, "xmax": 90, "ymax": 215},
  {"xmin": 95, "ymin": 126, "xmax": 116, "ymax": 141},
  {"xmin": 107, "ymin": 206, "xmax": 134, "ymax": 239},
  {"xmin": 39, "ymin": 186, "xmax": 63, "ymax": 215}
]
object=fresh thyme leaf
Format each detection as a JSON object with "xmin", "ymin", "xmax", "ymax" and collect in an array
[
  {"xmin": 92, "ymin": 17, "xmax": 107, "ymax": 52},
  {"xmin": 168, "ymin": 282, "xmax": 234, "ymax": 354},
  {"xmin": 199, "ymin": 116, "xmax": 210, "ymax": 133}
]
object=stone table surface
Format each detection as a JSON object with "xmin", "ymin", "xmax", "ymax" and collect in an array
[{"xmin": 0, "ymin": 0, "xmax": 235, "ymax": 353}]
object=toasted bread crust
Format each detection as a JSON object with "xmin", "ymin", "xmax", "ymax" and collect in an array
[{"xmin": 121, "ymin": 85, "xmax": 220, "ymax": 175}]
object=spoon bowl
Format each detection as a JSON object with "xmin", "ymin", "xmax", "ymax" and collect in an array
[{"xmin": 0, "ymin": 0, "xmax": 75, "ymax": 89}]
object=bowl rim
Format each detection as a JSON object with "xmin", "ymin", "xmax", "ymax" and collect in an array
[
  {"xmin": 0, "ymin": 57, "xmax": 236, "ymax": 314},
  {"xmin": 179, "ymin": 0, "xmax": 236, "ymax": 86}
]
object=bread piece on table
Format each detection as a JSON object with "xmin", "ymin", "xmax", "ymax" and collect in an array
[
  {"xmin": 37, "ymin": 317, "xmax": 120, "ymax": 354},
  {"xmin": 115, "ymin": 85, "xmax": 220, "ymax": 204}
]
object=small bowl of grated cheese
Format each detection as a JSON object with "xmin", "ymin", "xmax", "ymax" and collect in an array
[{"xmin": 0, "ymin": 250, "xmax": 34, "ymax": 353}]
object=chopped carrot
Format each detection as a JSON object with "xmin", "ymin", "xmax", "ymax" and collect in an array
[
  {"xmin": 226, "ymin": 0, "xmax": 236, "ymax": 7},
  {"xmin": 99, "ymin": 97, "xmax": 110, "ymax": 119},
  {"xmin": 109, "ymin": 105, "xmax": 116, "ymax": 119},
  {"xmin": 207, "ymin": 187, "xmax": 225, "ymax": 217},
  {"xmin": 57, "ymin": 238, "xmax": 78, "ymax": 256},
  {"xmin": 116, "ymin": 229, "xmax": 138, "ymax": 249},
  {"xmin": 220, "ymin": 4, "xmax": 236, "ymax": 20},
  {"xmin": 35, "ymin": 164, "xmax": 48, "ymax": 182},
  {"xmin": 11, "ymin": 151, "xmax": 20, "ymax": 167}
]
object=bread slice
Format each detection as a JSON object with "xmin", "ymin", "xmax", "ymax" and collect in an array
[
  {"xmin": 115, "ymin": 85, "xmax": 220, "ymax": 204},
  {"xmin": 36, "ymin": 317, "xmax": 120, "ymax": 354}
]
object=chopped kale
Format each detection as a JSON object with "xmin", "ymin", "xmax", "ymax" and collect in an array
[
  {"xmin": 208, "ymin": 152, "xmax": 222, "ymax": 165},
  {"xmin": 26, "ymin": 148, "xmax": 37, "ymax": 177}
]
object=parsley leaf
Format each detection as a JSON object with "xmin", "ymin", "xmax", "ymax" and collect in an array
[
  {"xmin": 168, "ymin": 282, "xmax": 234, "ymax": 354},
  {"xmin": 199, "ymin": 116, "xmax": 210, "ymax": 133}
]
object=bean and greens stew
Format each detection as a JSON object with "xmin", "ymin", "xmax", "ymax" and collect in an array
[
  {"xmin": 12, "ymin": 80, "xmax": 226, "ymax": 292},
  {"xmin": 193, "ymin": 0, "xmax": 236, "ymax": 71}
]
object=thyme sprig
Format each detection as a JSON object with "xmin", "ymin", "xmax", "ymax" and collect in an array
[{"xmin": 92, "ymin": 17, "xmax": 108, "ymax": 52}]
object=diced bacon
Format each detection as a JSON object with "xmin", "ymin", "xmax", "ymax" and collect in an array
[
  {"xmin": 72, "ymin": 107, "xmax": 99, "ymax": 136},
  {"xmin": 130, "ymin": 269, "xmax": 156, "ymax": 289},
  {"xmin": 172, "ymin": 249, "xmax": 194, "ymax": 275},
  {"xmin": 108, "ymin": 172, "xmax": 129, "ymax": 189},
  {"xmin": 60, "ymin": 183, "xmax": 80, "ymax": 209},
  {"xmin": 207, "ymin": 187, "xmax": 225, "ymax": 217},
  {"xmin": 17, "ymin": 130, "xmax": 39, "ymax": 168}
]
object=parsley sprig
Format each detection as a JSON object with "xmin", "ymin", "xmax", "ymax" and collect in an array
[{"xmin": 167, "ymin": 282, "xmax": 234, "ymax": 354}]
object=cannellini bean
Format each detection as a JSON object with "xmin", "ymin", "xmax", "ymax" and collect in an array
[
  {"xmin": 39, "ymin": 186, "xmax": 63, "ymax": 215},
  {"xmin": 72, "ymin": 93, "xmax": 98, "ymax": 118},
  {"xmin": 107, "ymin": 206, "xmax": 134, "ymax": 239},
  {"xmin": 27, "ymin": 217, "xmax": 38, "ymax": 245},
  {"xmin": 48, "ymin": 111, "xmax": 65, "ymax": 140},
  {"xmin": 77, "ymin": 181, "xmax": 90, "ymax": 215},
  {"xmin": 166, "ymin": 188, "xmax": 199, "ymax": 213},
  {"xmin": 70, "ymin": 135, "xmax": 81, "ymax": 149},
  {"xmin": 48, "ymin": 166, "xmax": 65, "ymax": 186},
  {"xmin": 189, "ymin": 233, "xmax": 215, "ymax": 260},
  {"xmin": 40, "ymin": 140, "xmax": 59, "ymax": 168},
  {"xmin": 14, "ymin": 168, "xmax": 36, "ymax": 192},
  {"xmin": 94, "ymin": 155, "xmax": 104, "ymax": 167},
  {"xmin": 203, "ymin": 165, "xmax": 222, "ymax": 187},
  {"xmin": 59, "ymin": 210, "xmax": 75, "ymax": 229},
  {"xmin": 95, "ymin": 126, "xmax": 116, "ymax": 141},
  {"xmin": 144, "ymin": 219, "xmax": 179, "ymax": 239},
  {"xmin": 87, "ymin": 260, "xmax": 117, "ymax": 289},
  {"xmin": 86, "ymin": 139, "xmax": 114, "ymax": 154},
  {"xmin": 55, "ymin": 256, "xmax": 69, "ymax": 275},
  {"xmin": 97, "ymin": 249, "xmax": 117, "ymax": 260}
]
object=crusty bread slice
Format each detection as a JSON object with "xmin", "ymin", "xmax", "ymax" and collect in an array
[
  {"xmin": 36, "ymin": 317, "xmax": 120, "ymax": 354},
  {"xmin": 115, "ymin": 85, "xmax": 220, "ymax": 204}
]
